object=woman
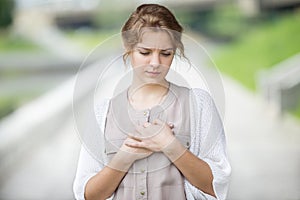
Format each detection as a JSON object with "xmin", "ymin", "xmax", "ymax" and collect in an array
[{"xmin": 73, "ymin": 4, "xmax": 230, "ymax": 200}]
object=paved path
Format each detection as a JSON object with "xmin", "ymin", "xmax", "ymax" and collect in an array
[
  {"xmin": 223, "ymin": 77, "xmax": 300, "ymax": 200},
  {"xmin": 0, "ymin": 116, "xmax": 80, "ymax": 199}
]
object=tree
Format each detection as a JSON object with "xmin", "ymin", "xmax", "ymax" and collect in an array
[{"xmin": 0, "ymin": 0, "xmax": 15, "ymax": 28}]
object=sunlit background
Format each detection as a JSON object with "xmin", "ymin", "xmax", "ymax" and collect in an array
[{"xmin": 0, "ymin": 0, "xmax": 300, "ymax": 199}]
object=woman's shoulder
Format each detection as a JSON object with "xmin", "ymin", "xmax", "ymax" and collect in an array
[
  {"xmin": 170, "ymin": 82, "xmax": 209, "ymax": 94},
  {"xmin": 170, "ymin": 83, "xmax": 212, "ymax": 103},
  {"xmin": 190, "ymin": 87, "xmax": 211, "ymax": 97},
  {"xmin": 169, "ymin": 82, "xmax": 190, "ymax": 94},
  {"xmin": 189, "ymin": 87, "xmax": 214, "ymax": 107}
]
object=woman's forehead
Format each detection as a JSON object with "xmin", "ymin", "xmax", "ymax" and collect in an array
[{"xmin": 138, "ymin": 30, "xmax": 174, "ymax": 50}]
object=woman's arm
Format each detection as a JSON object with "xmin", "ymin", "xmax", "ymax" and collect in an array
[
  {"xmin": 162, "ymin": 138, "xmax": 216, "ymax": 197},
  {"xmin": 85, "ymin": 166, "xmax": 126, "ymax": 200},
  {"xmin": 84, "ymin": 138, "xmax": 152, "ymax": 200},
  {"xmin": 84, "ymin": 151, "xmax": 130, "ymax": 200}
]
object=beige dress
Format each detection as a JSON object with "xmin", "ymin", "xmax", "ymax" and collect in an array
[{"xmin": 104, "ymin": 83, "xmax": 191, "ymax": 200}]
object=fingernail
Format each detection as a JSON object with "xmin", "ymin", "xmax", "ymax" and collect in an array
[{"xmin": 143, "ymin": 122, "xmax": 151, "ymax": 127}]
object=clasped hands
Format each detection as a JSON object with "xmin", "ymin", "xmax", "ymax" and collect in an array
[{"xmin": 120, "ymin": 119, "xmax": 176, "ymax": 161}]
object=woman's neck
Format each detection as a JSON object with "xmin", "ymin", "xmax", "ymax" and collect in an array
[{"xmin": 128, "ymin": 80, "xmax": 170, "ymax": 110}]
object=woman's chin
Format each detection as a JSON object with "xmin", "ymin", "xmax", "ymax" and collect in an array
[
  {"xmin": 142, "ymin": 77, "xmax": 165, "ymax": 85},
  {"xmin": 133, "ymin": 71, "xmax": 168, "ymax": 85}
]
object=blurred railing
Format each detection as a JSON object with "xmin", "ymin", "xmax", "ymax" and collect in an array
[
  {"xmin": 258, "ymin": 53, "xmax": 300, "ymax": 115},
  {"xmin": 0, "ymin": 77, "xmax": 74, "ymax": 181}
]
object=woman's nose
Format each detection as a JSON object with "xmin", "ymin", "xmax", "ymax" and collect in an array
[{"xmin": 149, "ymin": 53, "xmax": 160, "ymax": 68}]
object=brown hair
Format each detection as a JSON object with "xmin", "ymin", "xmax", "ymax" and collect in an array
[{"xmin": 121, "ymin": 4, "xmax": 186, "ymax": 64}]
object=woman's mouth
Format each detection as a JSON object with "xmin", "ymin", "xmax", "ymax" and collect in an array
[{"xmin": 145, "ymin": 71, "xmax": 161, "ymax": 76}]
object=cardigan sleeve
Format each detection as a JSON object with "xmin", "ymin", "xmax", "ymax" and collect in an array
[
  {"xmin": 184, "ymin": 89, "xmax": 231, "ymax": 200},
  {"xmin": 73, "ymin": 99, "xmax": 110, "ymax": 200},
  {"xmin": 73, "ymin": 146, "xmax": 104, "ymax": 200}
]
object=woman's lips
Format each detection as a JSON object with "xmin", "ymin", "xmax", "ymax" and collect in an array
[{"xmin": 145, "ymin": 71, "xmax": 161, "ymax": 76}]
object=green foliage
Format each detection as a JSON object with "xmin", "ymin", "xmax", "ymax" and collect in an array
[
  {"xmin": 64, "ymin": 29, "xmax": 118, "ymax": 51},
  {"xmin": 0, "ymin": 31, "xmax": 40, "ymax": 52},
  {"xmin": 206, "ymin": 3, "xmax": 248, "ymax": 40},
  {"xmin": 93, "ymin": 8, "xmax": 131, "ymax": 30},
  {"xmin": 0, "ymin": 0, "xmax": 15, "ymax": 28},
  {"xmin": 291, "ymin": 101, "xmax": 300, "ymax": 119},
  {"xmin": 175, "ymin": 3, "xmax": 249, "ymax": 41},
  {"xmin": 0, "ymin": 93, "xmax": 41, "ymax": 119},
  {"xmin": 214, "ymin": 11, "xmax": 300, "ymax": 90},
  {"xmin": 0, "ymin": 97, "xmax": 16, "ymax": 119}
]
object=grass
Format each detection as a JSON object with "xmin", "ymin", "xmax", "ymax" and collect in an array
[
  {"xmin": 291, "ymin": 101, "xmax": 300, "ymax": 119},
  {"xmin": 0, "ymin": 30, "xmax": 40, "ymax": 52},
  {"xmin": 0, "ymin": 93, "xmax": 42, "ymax": 119},
  {"xmin": 214, "ymin": 11, "xmax": 300, "ymax": 90},
  {"xmin": 64, "ymin": 29, "xmax": 119, "ymax": 52},
  {"xmin": 0, "ymin": 30, "xmax": 42, "ymax": 118},
  {"xmin": 0, "ymin": 97, "xmax": 16, "ymax": 119},
  {"xmin": 213, "ymin": 11, "xmax": 300, "ymax": 119}
]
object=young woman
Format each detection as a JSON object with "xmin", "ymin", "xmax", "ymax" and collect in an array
[{"xmin": 73, "ymin": 4, "xmax": 230, "ymax": 200}]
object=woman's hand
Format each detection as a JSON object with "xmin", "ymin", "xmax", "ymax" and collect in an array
[
  {"xmin": 108, "ymin": 138, "xmax": 153, "ymax": 172},
  {"xmin": 125, "ymin": 119, "xmax": 176, "ymax": 152},
  {"xmin": 120, "ymin": 137, "xmax": 153, "ymax": 161}
]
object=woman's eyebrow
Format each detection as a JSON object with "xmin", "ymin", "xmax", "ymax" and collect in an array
[
  {"xmin": 136, "ymin": 46, "xmax": 175, "ymax": 51},
  {"xmin": 161, "ymin": 48, "xmax": 175, "ymax": 51}
]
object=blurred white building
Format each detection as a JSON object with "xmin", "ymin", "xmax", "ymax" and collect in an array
[{"xmin": 238, "ymin": 0, "xmax": 300, "ymax": 16}]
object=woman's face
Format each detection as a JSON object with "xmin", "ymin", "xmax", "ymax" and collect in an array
[{"xmin": 130, "ymin": 30, "xmax": 175, "ymax": 84}]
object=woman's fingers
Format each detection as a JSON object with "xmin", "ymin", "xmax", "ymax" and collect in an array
[
  {"xmin": 125, "ymin": 138, "xmax": 146, "ymax": 148},
  {"xmin": 128, "ymin": 134, "xmax": 142, "ymax": 142},
  {"xmin": 153, "ymin": 119, "xmax": 174, "ymax": 129},
  {"xmin": 152, "ymin": 118, "xmax": 163, "ymax": 125},
  {"xmin": 125, "ymin": 139, "xmax": 139, "ymax": 147},
  {"xmin": 143, "ymin": 122, "xmax": 151, "ymax": 128}
]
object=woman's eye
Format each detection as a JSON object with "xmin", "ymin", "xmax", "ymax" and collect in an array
[
  {"xmin": 161, "ymin": 52, "xmax": 171, "ymax": 57},
  {"xmin": 139, "ymin": 51, "xmax": 150, "ymax": 55}
]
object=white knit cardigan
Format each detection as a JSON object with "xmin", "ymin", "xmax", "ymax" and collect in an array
[{"xmin": 73, "ymin": 88, "xmax": 231, "ymax": 200}]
